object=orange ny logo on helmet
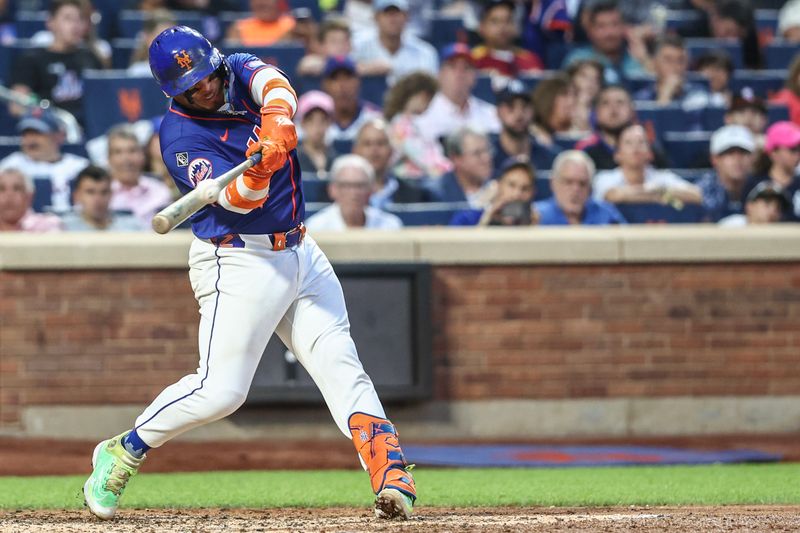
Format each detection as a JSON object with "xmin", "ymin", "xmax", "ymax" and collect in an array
[{"xmin": 175, "ymin": 50, "xmax": 192, "ymax": 70}]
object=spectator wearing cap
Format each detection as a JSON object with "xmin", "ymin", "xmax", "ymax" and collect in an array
[
  {"xmin": 725, "ymin": 88, "xmax": 768, "ymax": 150},
  {"xmin": 62, "ymin": 165, "xmax": 143, "ymax": 231},
  {"xmin": 0, "ymin": 168, "xmax": 63, "ymax": 232},
  {"xmin": 0, "ymin": 111, "xmax": 89, "ymax": 213},
  {"xmin": 718, "ymin": 182, "xmax": 790, "ymax": 226},
  {"xmin": 450, "ymin": 156, "xmax": 538, "ymax": 226},
  {"xmin": 693, "ymin": 51, "xmax": 734, "ymax": 108},
  {"xmin": 382, "ymin": 71, "xmax": 452, "ymax": 180},
  {"xmin": 296, "ymin": 91, "xmax": 339, "ymax": 177},
  {"xmin": 415, "ymin": 43, "xmax": 501, "ymax": 143},
  {"xmin": 321, "ymin": 56, "xmax": 382, "ymax": 142},
  {"xmin": 536, "ymin": 150, "xmax": 626, "ymax": 225},
  {"xmin": 351, "ymin": 0, "xmax": 438, "ymax": 84},
  {"xmin": 771, "ymin": 56, "xmax": 800, "ymax": 127},
  {"xmin": 562, "ymin": 0, "xmax": 647, "ymax": 85},
  {"xmin": 743, "ymin": 121, "xmax": 800, "ymax": 221},
  {"xmin": 428, "ymin": 127, "xmax": 495, "ymax": 208},
  {"xmin": 696, "ymin": 125, "xmax": 755, "ymax": 222},
  {"xmin": 778, "ymin": 0, "xmax": 800, "ymax": 42},
  {"xmin": 305, "ymin": 154, "xmax": 403, "ymax": 231},
  {"xmin": 593, "ymin": 124, "xmax": 702, "ymax": 206},
  {"xmin": 226, "ymin": 0, "xmax": 296, "ymax": 46},
  {"xmin": 633, "ymin": 35, "xmax": 710, "ymax": 128},
  {"xmin": 493, "ymin": 80, "xmax": 559, "ymax": 172},
  {"xmin": 471, "ymin": 0, "xmax": 543, "ymax": 79},
  {"xmin": 353, "ymin": 118, "xmax": 429, "ymax": 208},
  {"xmin": 297, "ymin": 18, "xmax": 353, "ymax": 77}
]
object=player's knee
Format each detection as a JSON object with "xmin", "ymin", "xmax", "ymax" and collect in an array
[{"xmin": 197, "ymin": 388, "xmax": 249, "ymax": 421}]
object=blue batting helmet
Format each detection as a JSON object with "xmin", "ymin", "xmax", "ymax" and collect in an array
[{"xmin": 149, "ymin": 26, "xmax": 224, "ymax": 97}]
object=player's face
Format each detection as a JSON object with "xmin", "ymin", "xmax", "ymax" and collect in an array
[
  {"xmin": 353, "ymin": 125, "xmax": 392, "ymax": 177},
  {"xmin": 108, "ymin": 136, "xmax": 146, "ymax": 186},
  {"xmin": 0, "ymin": 171, "xmax": 30, "ymax": 227},
  {"xmin": 176, "ymin": 73, "xmax": 225, "ymax": 112},
  {"xmin": 553, "ymin": 160, "xmax": 591, "ymax": 217},
  {"xmin": 73, "ymin": 178, "xmax": 112, "ymax": 222}
]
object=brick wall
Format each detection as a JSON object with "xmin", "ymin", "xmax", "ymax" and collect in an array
[{"xmin": 2, "ymin": 263, "xmax": 799, "ymax": 428}]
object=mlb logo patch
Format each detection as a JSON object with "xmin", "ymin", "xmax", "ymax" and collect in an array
[
  {"xmin": 176, "ymin": 152, "xmax": 189, "ymax": 167},
  {"xmin": 188, "ymin": 158, "xmax": 213, "ymax": 186}
]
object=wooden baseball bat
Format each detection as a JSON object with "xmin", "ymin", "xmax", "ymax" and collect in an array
[{"xmin": 151, "ymin": 153, "xmax": 262, "ymax": 234}]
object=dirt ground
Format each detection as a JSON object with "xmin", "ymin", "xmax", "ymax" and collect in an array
[
  {"xmin": 2, "ymin": 433, "xmax": 799, "ymax": 476},
  {"xmin": 2, "ymin": 506, "xmax": 800, "ymax": 532}
]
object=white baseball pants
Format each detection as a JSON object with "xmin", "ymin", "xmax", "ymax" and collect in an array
[{"xmin": 133, "ymin": 234, "xmax": 386, "ymax": 448}]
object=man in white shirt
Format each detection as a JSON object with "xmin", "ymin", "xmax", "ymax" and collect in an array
[
  {"xmin": 415, "ymin": 43, "xmax": 500, "ymax": 143},
  {"xmin": 351, "ymin": 0, "xmax": 438, "ymax": 85},
  {"xmin": 105, "ymin": 124, "xmax": 173, "ymax": 227},
  {"xmin": 0, "ymin": 111, "xmax": 89, "ymax": 213},
  {"xmin": 306, "ymin": 154, "xmax": 403, "ymax": 231}
]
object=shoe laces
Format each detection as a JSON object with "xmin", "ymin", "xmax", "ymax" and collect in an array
[{"xmin": 104, "ymin": 465, "xmax": 132, "ymax": 496}]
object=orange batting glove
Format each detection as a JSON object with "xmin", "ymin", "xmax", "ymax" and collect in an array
[
  {"xmin": 259, "ymin": 107, "xmax": 298, "ymax": 152},
  {"xmin": 246, "ymin": 139, "xmax": 288, "ymax": 176}
]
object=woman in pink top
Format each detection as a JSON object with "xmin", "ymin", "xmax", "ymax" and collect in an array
[{"xmin": 771, "ymin": 56, "xmax": 800, "ymax": 126}]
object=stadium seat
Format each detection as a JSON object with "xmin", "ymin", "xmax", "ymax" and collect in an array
[
  {"xmin": 32, "ymin": 177, "xmax": 54, "ymax": 213},
  {"xmin": 0, "ymin": 136, "xmax": 19, "ymax": 159},
  {"xmin": 81, "ymin": 71, "xmax": 169, "ymax": 139},
  {"xmin": 685, "ymin": 39, "xmax": 743, "ymax": 70},
  {"xmin": 117, "ymin": 10, "xmax": 206, "ymax": 39},
  {"xmin": 13, "ymin": 11, "xmax": 47, "ymax": 39},
  {"xmin": 0, "ymin": 102, "xmax": 15, "ymax": 137},
  {"xmin": 635, "ymin": 102, "xmax": 690, "ymax": 136},
  {"xmin": 474, "ymin": 75, "xmax": 495, "ymax": 103},
  {"xmin": 664, "ymin": 9, "xmax": 704, "ymax": 32},
  {"xmin": 220, "ymin": 44, "xmax": 306, "ymax": 82},
  {"xmin": 764, "ymin": 42, "xmax": 800, "ymax": 70},
  {"xmin": 427, "ymin": 16, "xmax": 467, "ymax": 50},
  {"xmin": 662, "ymin": 131, "xmax": 712, "ymax": 168},
  {"xmin": 534, "ymin": 175, "xmax": 552, "ymax": 201},
  {"xmin": 731, "ymin": 70, "xmax": 787, "ymax": 98},
  {"xmin": 702, "ymin": 106, "xmax": 725, "ymax": 131},
  {"xmin": 614, "ymin": 202, "xmax": 705, "ymax": 224},
  {"xmin": 755, "ymin": 9, "xmax": 780, "ymax": 40},
  {"xmin": 110, "ymin": 38, "xmax": 137, "ymax": 70},
  {"xmin": 768, "ymin": 104, "xmax": 790, "ymax": 123},
  {"xmin": 671, "ymin": 169, "xmax": 709, "ymax": 183},
  {"xmin": 305, "ymin": 201, "xmax": 329, "ymax": 218},
  {"xmin": 387, "ymin": 201, "xmax": 471, "ymax": 226},
  {"xmin": 62, "ymin": 143, "xmax": 89, "ymax": 158},
  {"xmin": 302, "ymin": 178, "xmax": 331, "ymax": 203},
  {"xmin": 545, "ymin": 42, "xmax": 569, "ymax": 70},
  {"xmin": 361, "ymin": 75, "xmax": 388, "ymax": 108},
  {"xmin": 332, "ymin": 139, "xmax": 353, "ymax": 155}
]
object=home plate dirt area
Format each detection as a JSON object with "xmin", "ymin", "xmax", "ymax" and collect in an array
[{"xmin": 2, "ymin": 506, "xmax": 800, "ymax": 532}]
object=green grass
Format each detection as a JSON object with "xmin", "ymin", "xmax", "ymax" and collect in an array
[{"xmin": 1, "ymin": 464, "xmax": 799, "ymax": 510}]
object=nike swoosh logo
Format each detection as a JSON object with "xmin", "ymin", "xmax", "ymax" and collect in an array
[{"xmin": 220, "ymin": 128, "xmax": 229, "ymax": 142}]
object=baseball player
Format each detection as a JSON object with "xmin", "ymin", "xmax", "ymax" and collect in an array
[{"xmin": 83, "ymin": 26, "xmax": 416, "ymax": 521}]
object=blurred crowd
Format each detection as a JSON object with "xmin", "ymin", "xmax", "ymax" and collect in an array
[{"xmin": 0, "ymin": 0, "xmax": 799, "ymax": 232}]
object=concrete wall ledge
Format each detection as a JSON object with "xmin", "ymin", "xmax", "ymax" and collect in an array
[{"xmin": 1, "ymin": 225, "xmax": 800, "ymax": 270}]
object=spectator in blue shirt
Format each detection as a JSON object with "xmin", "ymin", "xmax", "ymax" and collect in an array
[
  {"xmin": 427, "ymin": 127, "xmax": 495, "ymax": 209},
  {"xmin": 536, "ymin": 150, "xmax": 626, "ymax": 225}
]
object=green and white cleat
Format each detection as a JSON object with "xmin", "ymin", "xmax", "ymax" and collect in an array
[
  {"xmin": 374, "ymin": 488, "xmax": 414, "ymax": 520},
  {"xmin": 83, "ymin": 432, "xmax": 145, "ymax": 520}
]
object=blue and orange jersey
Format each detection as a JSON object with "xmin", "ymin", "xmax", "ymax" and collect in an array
[{"xmin": 159, "ymin": 53, "xmax": 303, "ymax": 239}]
